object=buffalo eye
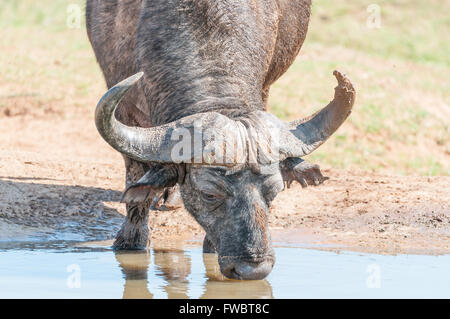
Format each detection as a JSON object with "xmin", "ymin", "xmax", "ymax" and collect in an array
[{"xmin": 200, "ymin": 191, "xmax": 224, "ymax": 203}]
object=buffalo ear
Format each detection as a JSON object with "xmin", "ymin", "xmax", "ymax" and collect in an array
[{"xmin": 121, "ymin": 164, "xmax": 180, "ymax": 204}]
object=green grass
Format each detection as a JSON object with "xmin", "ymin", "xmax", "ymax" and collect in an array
[
  {"xmin": 0, "ymin": 0, "xmax": 448, "ymax": 175},
  {"xmin": 0, "ymin": 0, "xmax": 83, "ymax": 30},
  {"xmin": 268, "ymin": 0, "xmax": 449, "ymax": 175},
  {"xmin": 309, "ymin": 0, "xmax": 450, "ymax": 67},
  {"xmin": 0, "ymin": 0, "xmax": 101, "ymax": 109}
]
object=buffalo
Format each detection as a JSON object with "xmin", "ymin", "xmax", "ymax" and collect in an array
[{"xmin": 87, "ymin": 0, "xmax": 355, "ymax": 280}]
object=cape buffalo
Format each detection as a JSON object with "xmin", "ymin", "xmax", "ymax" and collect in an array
[{"xmin": 87, "ymin": 0, "xmax": 355, "ymax": 280}]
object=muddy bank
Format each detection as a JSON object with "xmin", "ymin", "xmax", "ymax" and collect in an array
[
  {"xmin": 0, "ymin": 108, "xmax": 449, "ymax": 254},
  {"xmin": 1, "ymin": 170, "xmax": 448, "ymax": 254}
]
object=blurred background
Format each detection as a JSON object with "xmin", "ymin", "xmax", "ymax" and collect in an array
[{"xmin": 0, "ymin": 0, "xmax": 448, "ymax": 176}]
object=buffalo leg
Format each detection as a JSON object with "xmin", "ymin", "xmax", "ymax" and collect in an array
[
  {"xmin": 203, "ymin": 235, "xmax": 216, "ymax": 253},
  {"xmin": 113, "ymin": 157, "xmax": 152, "ymax": 250}
]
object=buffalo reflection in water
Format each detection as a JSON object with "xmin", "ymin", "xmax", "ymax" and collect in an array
[{"xmin": 114, "ymin": 249, "xmax": 273, "ymax": 299}]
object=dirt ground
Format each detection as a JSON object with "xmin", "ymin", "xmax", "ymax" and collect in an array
[{"xmin": 0, "ymin": 104, "xmax": 449, "ymax": 254}]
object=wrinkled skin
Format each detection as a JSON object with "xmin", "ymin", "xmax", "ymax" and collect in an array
[
  {"xmin": 181, "ymin": 164, "xmax": 283, "ymax": 279},
  {"xmin": 86, "ymin": 0, "xmax": 338, "ymax": 279},
  {"xmin": 181, "ymin": 160, "xmax": 325, "ymax": 279}
]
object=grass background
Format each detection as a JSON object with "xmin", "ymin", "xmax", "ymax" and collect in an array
[{"xmin": 0, "ymin": 0, "xmax": 448, "ymax": 175}]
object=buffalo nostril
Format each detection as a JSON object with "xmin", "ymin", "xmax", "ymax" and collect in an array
[
  {"xmin": 234, "ymin": 263, "xmax": 255, "ymax": 278},
  {"xmin": 221, "ymin": 266, "xmax": 242, "ymax": 280},
  {"xmin": 230, "ymin": 267, "xmax": 241, "ymax": 280}
]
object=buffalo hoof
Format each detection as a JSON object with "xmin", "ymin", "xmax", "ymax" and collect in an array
[
  {"xmin": 113, "ymin": 205, "xmax": 150, "ymax": 250},
  {"xmin": 113, "ymin": 231, "xmax": 149, "ymax": 251}
]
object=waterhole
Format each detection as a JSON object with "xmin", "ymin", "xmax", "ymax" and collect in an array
[{"xmin": 1, "ymin": 240, "xmax": 449, "ymax": 298}]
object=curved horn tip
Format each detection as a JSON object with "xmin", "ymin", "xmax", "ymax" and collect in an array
[
  {"xmin": 333, "ymin": 70, "xmax": 355, "ymax": 93},
  {"xmin": 119, "ymin": 71, "xmax": 144, "ymax": 87}
]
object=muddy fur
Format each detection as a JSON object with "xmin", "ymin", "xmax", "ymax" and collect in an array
[{"xmin": 112, "ymin": 157, "xmax": 152, "ymax": 249}]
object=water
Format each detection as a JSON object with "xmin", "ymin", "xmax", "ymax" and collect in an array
[{"xmin": 1, "ymin": 241, "xmax": 449, "ymax": 298}]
